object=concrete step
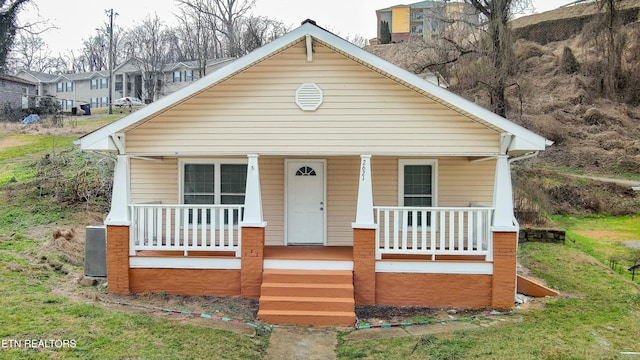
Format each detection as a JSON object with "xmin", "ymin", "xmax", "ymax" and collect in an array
[
  {"xmin": 257, "ymin": 309, "xmax": 356, "ymax": 327},
  {"xmin": 260, "ymin": 282, "xmax": 354, "ymax": 298},
  {"xmin": 260, "ymin": 295, "xmax": 355, "ymax": 312},
  {"xmin": 262, "ymin": 269, "xmax": 353, "ymax": 284}
]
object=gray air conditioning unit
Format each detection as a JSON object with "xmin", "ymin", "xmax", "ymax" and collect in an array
[{"xmin": 84, "ymin": 225, "xmax": 106, "ymax": 277}]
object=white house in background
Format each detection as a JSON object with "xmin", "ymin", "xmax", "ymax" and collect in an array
[{"xmin": 78, "ymin": 20, "xmax": 551, "ymax": 327}]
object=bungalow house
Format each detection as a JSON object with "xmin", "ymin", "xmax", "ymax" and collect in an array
[{"xmin": 78, "ymin": 20, "xmax": 551, "ymax": 326}]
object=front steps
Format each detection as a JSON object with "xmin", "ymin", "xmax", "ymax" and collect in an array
[{"xmin": 258, "ymin": 269, "xmax": 356, "ymax": 326}]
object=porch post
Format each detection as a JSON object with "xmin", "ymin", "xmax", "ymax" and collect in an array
[
  {"xmin": 106, "ymin": 154, "xmax": 131, "ymax": 226},
  {"xmin": 105, "ymin": 154, "xmax": 131, "ymax": 294},
  {"xmin": 352, "ymin": 155, "xmax": 377, "ymax": 305},
  {"xmin": 352, "ymin": 155, "xmax": 375, "ymax": 228},
  {"xmin": 492, "ymin": 155, "xmax": 516, "ymax": 230},
  {"xmin": 241, "ymin": 154, "xmax": 266, "ymax": 298},
  {"xmin": 242, "ymin": 154, "xmax": 266, "ymax": 227},
  {"xmin": 491, "ymin": 150, "xmax": 518, "ymax": 307}
]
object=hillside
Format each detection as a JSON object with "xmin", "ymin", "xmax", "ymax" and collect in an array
[{"xmin": 365, "ymin": 14, "xmax": 640, "ymax": 219}]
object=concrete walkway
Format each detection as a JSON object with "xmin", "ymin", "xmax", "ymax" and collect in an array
[
  {"xmin": 264, "ymin": 326, "xmax": 338, "ymax": 360},
  {"xmin": 262, "ymin": 318, "xmax": 511, "ymax": 358}
]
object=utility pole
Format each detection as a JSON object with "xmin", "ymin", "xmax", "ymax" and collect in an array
[{"xmin": 107, "ymin": 9, "xmax": 115, "ymax": 114}]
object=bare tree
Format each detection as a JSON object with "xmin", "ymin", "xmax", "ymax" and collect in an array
[
  {"xmin": 7, "ymin": 33, "xmax": 65, "ymax": 73},
  {"xmin": 596, "ymin": 0, "xmax": 624, "ymax": 98},
  {"xmin": 176, "ymin": 0, "xmax": 256, "ymax": 57},
  {"xmin": 466, "ymin": 0, "xmax": 517, "ymax": 117},
  {"xmin": 175, "ymin": 4, "xmax": 221, "ymax": 76},
  {"xmin": 238, "ymin": 15, "xmax": 289, "ymax": 55},
  {"xmin": 122, "ymin": 14, "xmax": 172, "ymax": 102}
]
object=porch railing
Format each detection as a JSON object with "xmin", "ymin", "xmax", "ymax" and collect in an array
[
  {"xmin": 129, "ymin": 204, "xmax": 244, "ymax": 257},
  {"xmin": 374, "ymin": 206, "xmax": 494, "ymax": 260}
]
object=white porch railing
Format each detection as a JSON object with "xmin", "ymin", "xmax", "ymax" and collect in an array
[
  {"xmin": 374, "ymin": 206, "xmax": 494, "ymax": 261},
  {"xmin": 129, "ymin": 204, "xmax": 243, "ymax": 257}
]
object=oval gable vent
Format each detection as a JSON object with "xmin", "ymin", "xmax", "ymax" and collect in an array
[{"xmin": 295, "ymin": 83, "xmax": 323, "ymax": 111}]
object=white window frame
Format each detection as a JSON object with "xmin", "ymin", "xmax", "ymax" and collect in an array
[
  {"xmin": 398, "ymin": 159, "xmax": 438, "ymax": 229},
  {"xmin": 178, "ymin": 158, "xmax": 248, "ymax": 206},
  {"xmin": 185, "ymin": 70, "xmax": 194, "ymax": 82},
  {"xmin": 173, "ymin": 71, "xmax": 182, "ymax": 83},
  {"xmin": 178, "ymin": 158, "xmax": 248, "ymax": 227}
]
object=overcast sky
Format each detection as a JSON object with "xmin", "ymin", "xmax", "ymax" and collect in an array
[{"xmin": 22, "ymin": 0, "xmax": 572, "ymax": 56}]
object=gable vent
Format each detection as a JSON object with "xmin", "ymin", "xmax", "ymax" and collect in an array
[{"xmin": 295, "ymin": 83, "xmax": 323, "ymax": 111}]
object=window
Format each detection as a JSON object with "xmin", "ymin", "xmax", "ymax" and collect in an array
[
  {"xmin": 181, "ymin": 160, "xmax": 247, "ymax": 224},
  {"xmin": 173, "ymin": 71, "xmax": 182, "ymax": 83},
  {"xmin": 57, "ymin": 82, "xmax": 64, "ymax": 92},
  {"xmin": 100, "ymin": 78, "xmax": 108, "ymax": 89},
  {"xmin": 399, "ymin": 160, "xmax": 437, "ymax": 227},
  {"xmin": 185, "ymin": 70, "xmax": 194, "ymax": 82},
  {"xmin": 66, "ymin": 82, "xmax": 73, "ymax": 92},
  {"xmin": 91, "ymin": 98, "xmax": 98, "ymax": 108},
  {"xmin": 90, "ymin": 79, "xmax": 99, "ymax": 90}
]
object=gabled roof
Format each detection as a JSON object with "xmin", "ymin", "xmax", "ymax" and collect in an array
[
  {"xmin": 16, "ymin": 70, "xmax": 60, "ymax": 83},
  {"xmin": 79, "ymin": 20, "xmax": 551, "ymax": 153},
  {"xmin": 0, "ymin": 73, "xmax": 37, "ymax": 86}
]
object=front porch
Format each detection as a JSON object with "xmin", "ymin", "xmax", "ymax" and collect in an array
[{"xmin": 103, "ymin": 153, "xmax": 520, "ymax": 325}]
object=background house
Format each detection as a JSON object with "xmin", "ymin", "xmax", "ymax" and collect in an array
[
  {"xmin": 376, "ymin": 0, "xmax": 480, "ymax": 42},
  {"xmin": 15, "ymin": 58, "xmax": 234, "ymax": 112},
  {"xmin": 0, "ymin": 74, "xmax": 37, "ymax": 114}
]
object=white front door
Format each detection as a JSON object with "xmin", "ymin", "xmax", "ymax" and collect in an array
[{"xmin": 286, "ymin": 160, "xmax": 325, "ymax": 245}]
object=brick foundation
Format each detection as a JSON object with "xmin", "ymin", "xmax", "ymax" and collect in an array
[
  {"xmin": 130, "ymin": 269, "xmax": 241, "ymax": 295},
  {"xmin": 241, "ymin": 226, "xmax": 265, "ymax": 298},
  {"xmin": 376, "ymin": 273, "xmax": 492, "ymax": 307},
  {"xmin": 106, "ymin": 225, "xmax": 130, "ymax": 294},
  {"xmin": 491, "ymin": 231, "xmax": 518, "ymax": 308},
  {"xmin": 353, "ymin": 228, "xmax": 376, "ymax": 305}
]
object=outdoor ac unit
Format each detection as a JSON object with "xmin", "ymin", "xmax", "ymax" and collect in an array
[{"xmin": 84, "ymin": 225, "xmax": 106, "ymax": 277}]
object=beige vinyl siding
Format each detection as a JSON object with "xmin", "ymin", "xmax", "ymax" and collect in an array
[
  {"xmin": 326, "ymin": 157, "xmax": 359, "ymax": 246},
  {"xmin": 260, "ymin": 156, "xmax": 285, "ymax": 246},
  {"xmin": 125, "ymin": 41, "xmax": 500, "ymax": 156},
  {"xmin": 130, "ymin": 158, "xmax": 179, "ymax": 204},
  {"xmin": 371, "ymin": 157, "xmax": 495, "ymax": 208}
]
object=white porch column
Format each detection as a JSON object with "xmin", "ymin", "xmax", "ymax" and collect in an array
[
  {"xmin": 352, "ymin": 155, "xmax": 377, "ymax": 229},
  {"xmin": 242, "ymin": 154, "xmax": 266, "ymax": 227},
  {"xmin": 105, "ymin": 154, "xmax": 131, "ymax": 226},
  {"xmin": 492, "ymin": 154, "xmax": 517, "ymax": 231}
]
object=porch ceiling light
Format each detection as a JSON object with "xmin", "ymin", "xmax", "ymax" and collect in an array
[{"xmin": 295, "ymin": 83, "xmax": 323, "ymax": 111}]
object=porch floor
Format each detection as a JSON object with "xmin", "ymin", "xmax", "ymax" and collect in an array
[{"xmin": 264, "ymin": 246, "xmax": 353, "ymax": 261}]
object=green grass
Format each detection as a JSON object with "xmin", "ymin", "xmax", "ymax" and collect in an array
[
  {"xmin": 0, "ymin": 235, "xmax": 266, "ymax": 359},
  {"xmin": 0, "ymin": 134, "xmax": 76, "ymax": 162},
  {"xmin": 552, "ymin": 214, "xmax": 640, "ymax": 274},
  {"xmin": 337, "ymin": 218, "xmax": 640, "ymax": 359}
]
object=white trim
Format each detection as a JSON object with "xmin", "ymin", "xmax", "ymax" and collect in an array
[
  {"xmin": 263, "ymin": 259, "xmax": 353, "ymax": 271},
  {"xmin": 284, "ymin": 159, "xmax": 327, "ymax": 245},
  {"xmin": 398, "ymin": 159, "xmax": 438, "ymax": 207},
  {"xmin": 129, "ymin": 257, "xmax": 241, "ymax": 269},
  {"xmin": 78, "ymin": 22, "xmax": 549, "ymax": 153},
  {"xmin": 375, "ymin": 261, "xmax": 493, "ymax": 274}
]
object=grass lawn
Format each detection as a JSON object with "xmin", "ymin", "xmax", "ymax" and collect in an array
[
  {"xmin": 0, "ymin": 126, "xmax": 267, "ymax": 359},
  {"xmin": 0, "ymin": 248, "xmax": 265, "ymax": 359},
  {"xmin": 337, "ymin": 222, "xmax": 640, "ymax": 359}
]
